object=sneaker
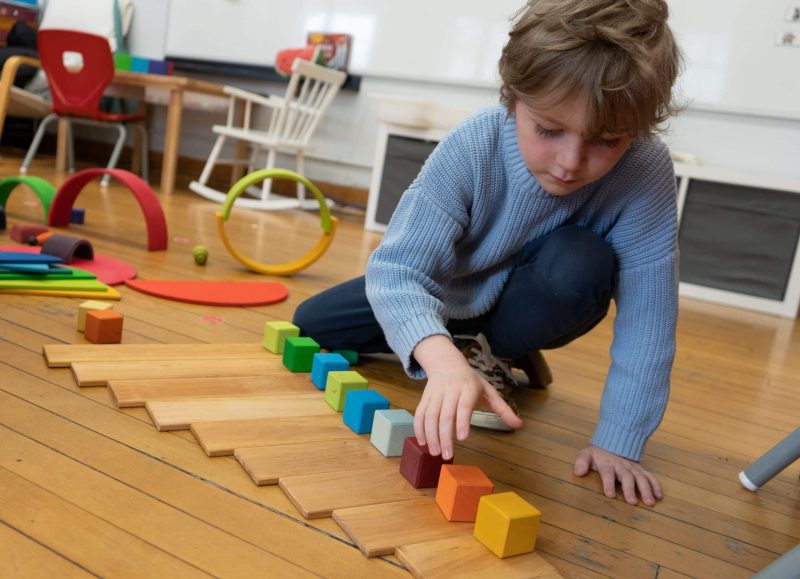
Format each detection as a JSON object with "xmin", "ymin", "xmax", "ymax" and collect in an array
[
  {"xmin": 454, "ymin": 333, "xmax": 520, "ymax": 432},
  {"xmin": 513, "ymin": 350, "xmax": 553, "ymax": 389}
]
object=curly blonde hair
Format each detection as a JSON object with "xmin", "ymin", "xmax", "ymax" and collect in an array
[{"xmin": 499, "ymin": 0, "xmax": 682, "ymax": 138}]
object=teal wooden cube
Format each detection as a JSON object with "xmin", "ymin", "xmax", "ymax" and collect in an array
[
  {"xmin": 263, "ymin": 321, "xmax": 300, "ymax": 354},
  {"xmin": 343, "ymin": 389, "xmax": 390, "ymax": 434},
  {"xmin": 324, "ymin": 370, "xmax": 368, "ymax": 411},
  {"xmin": 131, "ymin": 56, "xmax": 149, "ymax": 73},
  {"xmin": 282, "ymin": 336, "xmax": 320, "ymax": 372},
  {"xmin": 370, "ymin": 409, "xmax": 415, "ymax": 456},
  {"xmin": 311, "ymin": 352, "xmax": 350, "ymax": 390}
]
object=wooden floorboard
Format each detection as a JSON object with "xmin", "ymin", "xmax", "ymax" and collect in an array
[{"xmin": 1, "ymin": 161, "xmax": 797, "ymax": 577}]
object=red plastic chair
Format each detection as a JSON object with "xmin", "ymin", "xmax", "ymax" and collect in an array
[{"xmin": 21, "ymin": 29, "xmax": 148, "ymax": 186}]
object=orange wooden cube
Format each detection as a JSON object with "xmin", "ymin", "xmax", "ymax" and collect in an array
[
  {"xmin": 85, "ymin": 310, "xmax": 124, "ymax": 344},
  {"xmin": 435, "ymin": 464, "xmax": 494, "ymax": 522}
]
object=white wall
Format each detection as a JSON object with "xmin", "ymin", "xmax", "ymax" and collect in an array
[
  {"xmin": 132, "ymin": 0, "xmax": 800, "ymax": 192},
  {"xmin": 664, "ymin": 109, "xmax": 800, "ymax": 181},
  {"xmin": 149, "ymin": 74, "xmax": 800, "ymax": 192},
  {"xmin": 148, "ymin": 74, "xmax": 500, "ymax": 189}
]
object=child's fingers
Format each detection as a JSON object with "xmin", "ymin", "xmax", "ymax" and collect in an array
[
  {"xmin": 438, "ymin": 396, "xmax": 458, "ymax": 460},
  {"xmin": 597, "ymin": 463, "xmax": 617, "ymax": 498},
  {"xmin": 634, "ymin": 471, "xmax": 656, "ymax": 506},
  {"xmin": 414, "ymin": 399, "xmax": 428, "ymax": 446},
  {"xmin": 617, "ymin": 467, "xmax": 638, "ymax": 505},
  {"xmin": 424, "ymin": 396, "xmax": 443, "ymax": 457},
  {"xmin": 573, "ymin": 449, "xmax": 592, "ymax": 476},
  {"xmin": 455, "ymin": 395, "xmax": 473, "ymax": 442},
  {"xmin": 643, "ymin": 470, "xmax": 663, "ymax": 499},
  {"xmin": 483, "ymin": 385, "xmax": 523, "ymax": 429}
]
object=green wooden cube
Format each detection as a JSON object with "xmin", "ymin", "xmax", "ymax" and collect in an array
[
  {"xmin": 263, "ymin": 321, "xmax": 300, "ymax": 354},
  {"xmin": 114, "ymin": 52, "xmax": 133, "ymax": 71},
  {"xmin": 333, "ymin": 349, "xmax": 359, "ymax": 365},
  {"xmin": 324, "ymin": 370, "xmax": 368, "ymax": 411},
  {"xmin": 282, "ymin": 336, "xmax": 320, "ymax": 372}
]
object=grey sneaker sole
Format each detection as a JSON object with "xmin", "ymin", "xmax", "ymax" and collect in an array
[{"xmin": 470, "ymin": 410, "xmax": 515, "ymax": 432}]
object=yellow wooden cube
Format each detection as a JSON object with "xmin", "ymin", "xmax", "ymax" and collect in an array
[
  {"xmin": 263, "ymin": 321, "xmax": 300, "ymax": 354},
  {"xmin": 324, "ymin": 370, "xmax": 368, "ymax": 411},
  {"xmin": 473, "ymin": 492, "xmax": 541, "ymax": 558},
  {"xmin": 77, "ymin": 300, "xmax": 114, "ymax": 332}
]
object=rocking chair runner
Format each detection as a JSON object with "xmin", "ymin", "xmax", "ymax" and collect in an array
[{"xmin": 189, "ymin": 58, "xmax": 347, "ymax": 211}]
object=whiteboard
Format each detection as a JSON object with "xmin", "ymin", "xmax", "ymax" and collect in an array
[
  {"xmin": 165, "ymin": 0, "xmax": 522, "ymax": 87},
  {"xmin": 668, "ymin": 0, "xmax": 800, "ymax": 120},
  {"xmin": 163, "ymin": 0, "xmax": 800, "ymax": 118}
]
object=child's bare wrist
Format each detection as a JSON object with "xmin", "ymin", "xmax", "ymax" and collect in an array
[{"xmin": 413, "ymin": 334, "xmax": 463, "ymax": 375}]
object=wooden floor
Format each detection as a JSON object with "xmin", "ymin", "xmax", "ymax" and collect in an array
[{"xmin": 0, "ymin": 158, "xmax": 798, "ymax": 578}]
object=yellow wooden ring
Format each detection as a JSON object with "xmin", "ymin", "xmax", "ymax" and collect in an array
[{"xmin": 216, "ymin": 169, "xmax": 338, "ymax": 276}]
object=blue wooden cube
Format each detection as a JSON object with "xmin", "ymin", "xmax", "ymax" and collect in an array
[
  {"xmin": 311, "ymin": 352, "xmax": 350, "ymax": 390},
  {"xmin": 148, "ymin": 60, "xmax": 169, "ymax": 75},
  {"xmin": 370, "ymin": 408, "xmax": 415, "ymax": 456},
  {"xmin": 282, "ymin": 336, "xmax": 320, "ymax": 372},
  {"xmin": 70, "ymin": 208, "xmax": 85, "ymax": 224},
  {"xmin": 131, "ymin": 56, "xmax": 150, "ymax": 73},
  {"xmin": 343, "ymin": 390, "xmax": 390, "ymax": 434}
]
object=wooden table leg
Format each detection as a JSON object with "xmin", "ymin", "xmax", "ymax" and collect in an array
[
  {"xmin": 131, "ymin": 102, "xmax": 148, "ymax": 176},
  {"xmin": 55, "ymin": 118, "xmax": 69, "ymax": 172},
  {"xmin": 160, "ymin": 88, "xmax": 184, "ymax": 195}
]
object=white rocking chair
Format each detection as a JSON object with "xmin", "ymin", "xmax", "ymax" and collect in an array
[{"xmin": 189, "ymin": 58, "xmax": 347, "ymax": 210}]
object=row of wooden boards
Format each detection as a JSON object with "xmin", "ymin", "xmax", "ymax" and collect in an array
[{"xmin": 43, "ymin": 342, "xmax": 561, "ymax": 579}]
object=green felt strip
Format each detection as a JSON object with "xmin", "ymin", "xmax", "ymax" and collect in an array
[{"xmin": 0, "ymin": 267, "xmax": 95, "ymax": 281}]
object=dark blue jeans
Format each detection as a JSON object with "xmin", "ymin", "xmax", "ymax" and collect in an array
[{"xmin": 293, "ymin": 226, "xmax": 616, "ymax": 362}]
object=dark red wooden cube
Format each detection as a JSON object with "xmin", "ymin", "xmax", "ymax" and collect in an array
[{"xmin": 399, "ymin": 436, "xmax": 453, "ymax": 488}]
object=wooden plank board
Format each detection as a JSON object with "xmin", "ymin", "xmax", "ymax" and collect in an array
[
  {"xmin": 108, "ymin": 375, "xmax": 309, "ymax": 407},
  {"xmin": 190, "ymin": 415, "xmax": 355, "ymax": 456},
  {"xmin": 0, "ymin": 522, "xmax": 93, "ymax": 579},
  {"xmin": 0, "ymin": 468, "xmax": 202, "ymax": 578},
  {"xmin": 0, "ymin": 382, "xmax": 406, "ymax": 579},
  {"xmin": 146, "ymin": 395, "xmax": 333, "ymax": 431},
  {"xmin": 395, "ymin": 535, "xmax": 562, "ymax": 579},
  {"xmin": 279, "ymin": 465, "xmax": 431, "ymax": 519},
  {"xmin": 332, "ymin": 498, "xmax": 473, "ymax": 557},
  {"xmin": 0, "ymin": 423, "xmax": 322, "ymax": 578},
  {"xmin": 235, "ymin": 439, "xmax": 393, "ymax": 485},
  {"xmin": 44, "ymin": 342, "xmax": 269, "ymax": 368},
  {"xmin": 71, "ymin": 357, "xmax": 284, "ymax": 387}
]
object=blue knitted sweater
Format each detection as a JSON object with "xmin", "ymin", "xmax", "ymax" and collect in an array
[{"xmin": 365, "ymin": 105, "xmax": 678, "ymax": 461}]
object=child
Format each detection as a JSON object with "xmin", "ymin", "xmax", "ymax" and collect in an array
[{"xmin": 294, "ymin": 0, "xmax": 681, "ymax": 507}]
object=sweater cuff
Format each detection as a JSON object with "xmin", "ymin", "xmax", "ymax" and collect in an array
[
  {"xmin": 591, "ymin": 420, "xmax": 649, "ymax": 462},
  {"xmin": 392, "ymin": 314, "xmax": 450, "ymax": 380}
]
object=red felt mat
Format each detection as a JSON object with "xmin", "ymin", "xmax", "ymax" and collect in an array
[
  {"xmin": 125, "ymin": 279, "xmax": 288, "ymax": 306},
  {"xmin": 0, "ymin": 246, "xmax": 136, "ymax": 286}
]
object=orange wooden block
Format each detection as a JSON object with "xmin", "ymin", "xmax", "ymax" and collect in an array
[
  {"xmin": 435, "ymin": 464, "xmax": 494, "ymax": 522},
  {"xmin": 84, "ymin": 310, "xmax": 124, "ymax": 344}
]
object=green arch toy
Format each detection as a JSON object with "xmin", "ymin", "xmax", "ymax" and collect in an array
[{"xmin": 0, "ymin": 175, "xmax": 57, "ymax": 223}]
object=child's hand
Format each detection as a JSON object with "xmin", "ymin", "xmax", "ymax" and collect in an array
[
  {"xmin": 412, "ymin": 335, "xmax": 522, "ymax": 460},
  {"xmin": 574, "ymin": 445, "xmax": 663, "ymax": 506}
]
